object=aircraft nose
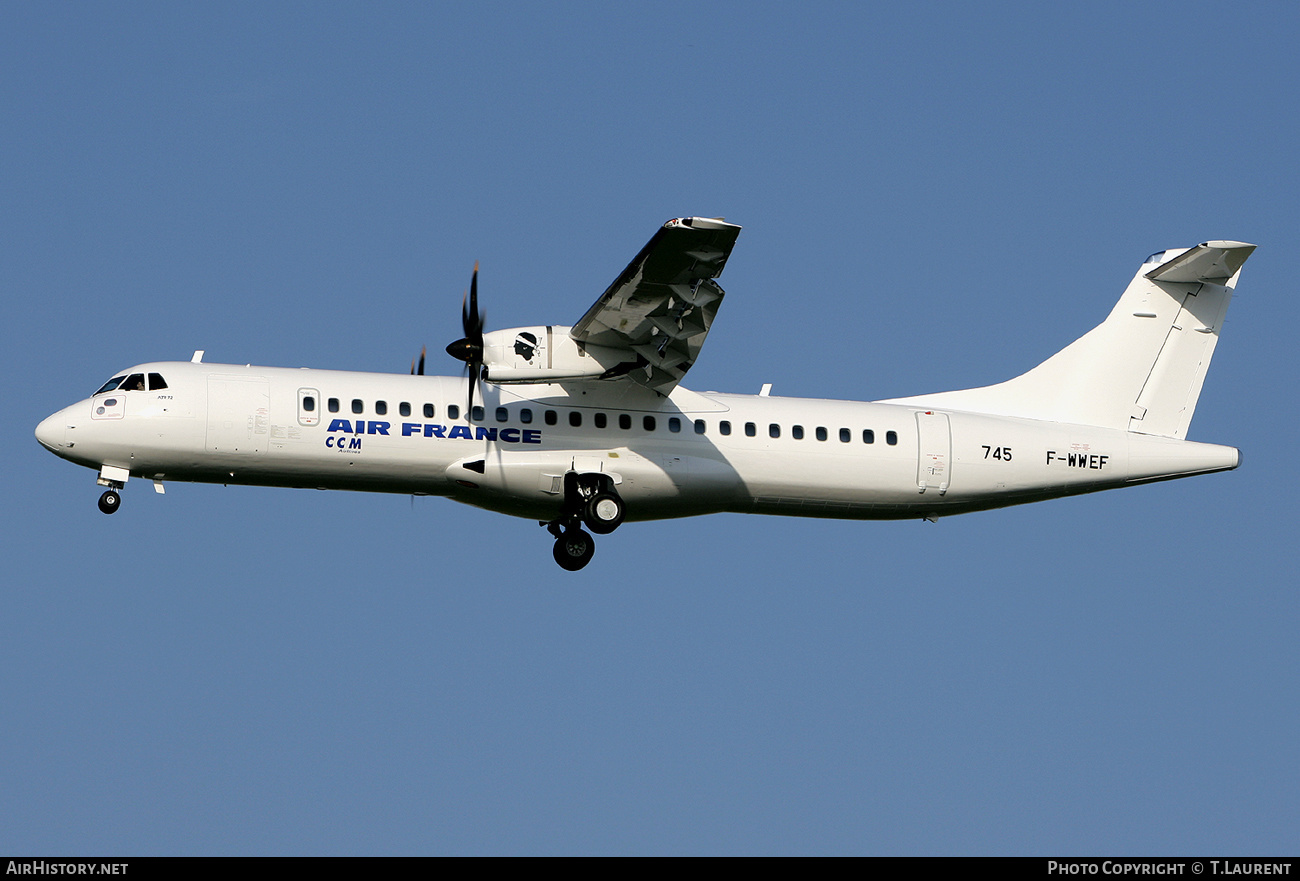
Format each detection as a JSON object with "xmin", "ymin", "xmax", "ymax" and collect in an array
[{"xmin": 35, "ymin": 409, "xmax": 68, "ymax": 452}]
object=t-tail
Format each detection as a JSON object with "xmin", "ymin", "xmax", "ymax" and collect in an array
[{"xmin": 886, "ymin": 241, "xmax": 1255, "ymax": 439}]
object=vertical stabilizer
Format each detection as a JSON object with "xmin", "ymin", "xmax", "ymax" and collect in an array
[{"xmin": 882, "ymin": 242, "xmax": 1254, "ymax": 438}]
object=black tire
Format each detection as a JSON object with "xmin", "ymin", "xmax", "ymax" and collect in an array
[
  {"xmin": 98, "ymin": 490, "xmax": 121, "ymax": 515},
  {"xmin": 583, "ymin": 491, "xmax": 624, "ymax": 535},
  {"xmin": 553, "ymin": 528, "xmax": 595, "ymax": 571}
]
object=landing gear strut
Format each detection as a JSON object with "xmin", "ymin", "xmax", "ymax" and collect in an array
[{"xmin": 542, "ymin": 472, "xmax": 625, "ymax": 570}]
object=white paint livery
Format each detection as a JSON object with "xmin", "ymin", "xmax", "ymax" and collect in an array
[{"xmin": 35, "ymin": 219, "xmax": 1248, "ymax": 570}]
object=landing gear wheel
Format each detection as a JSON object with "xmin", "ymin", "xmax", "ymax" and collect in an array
[
  {"xmin": 583, "ymin": 491, "xmax": 625, "ymax": 535},
  {"xmin": 98, "ymin": 490, "xmax": 121, "ymax": 515},
  {"xmin": 553, "ymin": 527, "xmax": 595, "ymax": 571}
]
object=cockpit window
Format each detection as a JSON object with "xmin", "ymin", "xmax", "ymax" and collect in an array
[
  {"xmin": 94, "ymin": 376, "xmax": 126, "ymax": 395},
  {"xmin": 120, "ymin": 374, "xmax": 146, "ymax": 391},
  {"xmin": 148, "ymin": 373, "xmax": 168, "ymax": 390}
]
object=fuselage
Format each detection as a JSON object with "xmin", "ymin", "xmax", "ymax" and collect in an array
[{"xmin": 35, "ymin": 360, "xmax": 1240, "ymax": 523}]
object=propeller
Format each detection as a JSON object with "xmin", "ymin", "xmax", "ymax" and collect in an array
[
  {"xmin": 410, "ymin": 345, "xmax": 426, "ymax": 376},
  {"xmin": 445, "ymin": 261, "xmax": 485, "ymax": 415}
]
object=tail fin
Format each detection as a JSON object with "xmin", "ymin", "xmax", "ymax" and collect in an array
[{"xmin": 883, "ymin": 241, "xmax": 1255, "ymax": 438}]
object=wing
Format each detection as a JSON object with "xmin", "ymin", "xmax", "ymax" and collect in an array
[{"xmin": 570, "ymin": 216, "xmax": 742, "ymax": 395}]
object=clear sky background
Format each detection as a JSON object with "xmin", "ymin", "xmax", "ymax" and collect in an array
[{"xmin": 4, "ymin": 2, "xmax": 1298, "ymax": 856}]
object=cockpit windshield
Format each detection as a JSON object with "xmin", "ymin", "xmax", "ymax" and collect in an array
[
  {"xmin": 94, "ymin": 376, "xmax": 126, "ymax": 395},
  {"xmin": 93, "ymin": 373, "xmax": 167, "ymax": 395}
]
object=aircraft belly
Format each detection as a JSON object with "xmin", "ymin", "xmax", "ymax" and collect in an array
[
  {"xmin": 443, "ymin": 447, "xmax": 745, "ymax": 521},
  {"xmin": 726, "ymin": 445, "xmax": 919, "ymax": 515}
]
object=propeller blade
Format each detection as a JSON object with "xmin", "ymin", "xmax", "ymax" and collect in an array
[
  {"xmin": 417, "ymin": 346, "xmax": 426, "ymax": 376},
  {"xmin": 469, "ymin": 261, "xmax": 481, "ymax": 338},
  {"xmin": 447, "ymin": 262, "xmax": 485, "ymax": 418}
]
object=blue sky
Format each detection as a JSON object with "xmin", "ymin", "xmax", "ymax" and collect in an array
[{"xmin": 4, "ymin": 2, "xmax": 1298, "ymax": 855}]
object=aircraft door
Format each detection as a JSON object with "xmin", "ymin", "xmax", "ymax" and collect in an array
[
  {"xmin": 915, "ymin": 410, "xmax": 951, "ymax": 495},
  {"xmin": 206, "ymin": 376, "xmax": 270, "ymax": 455},
  {"xmin": 297, "ymin": 388, "xmax": 321, "ymax": 427}
]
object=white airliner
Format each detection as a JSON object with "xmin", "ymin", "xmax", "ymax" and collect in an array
[{"xmin": 36, "ymin": 217, "xmax": 1251, "ymax": 570}]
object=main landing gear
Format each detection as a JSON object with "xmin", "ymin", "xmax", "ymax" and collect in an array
[{"xmin": 542, "ymin": 472, "xmax": 626, "ymax": 571}]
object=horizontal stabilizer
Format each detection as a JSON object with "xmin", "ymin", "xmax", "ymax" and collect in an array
[{"xmin": 1145, "ymin": 241, "xmax": 1255, "ymax": 284}]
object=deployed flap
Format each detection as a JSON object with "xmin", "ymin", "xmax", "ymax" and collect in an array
[
  {"xmin": 1145, "ymin": 241, "xmax": 1256, "ymax": 283},
  {"xmin": 571, "ymin": 217, "xmax": 741, "ymax": 395}
]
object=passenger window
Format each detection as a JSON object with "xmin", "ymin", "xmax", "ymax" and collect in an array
[
  {"xmin": 303, "ymin": 396, "xmax": 316, "ymax": 412},
  {"xmin": 886, "ymin": 430, "xmax": 898, "ymax": 445},
  {"xmin": 375, "ymin": 401, "xmax": 388, "ymax": 416},
  {"xmin": 769, "ymin": 424, "xmax": 780, "ymax": 438},
  {"xmin": 569, "ymin": 411, "xmax": 582, "ymax": 427},
  {"xmin": 816, "ymin": 427, "xmax": 828, "ymax": 441},
  {"xmin": 448, "ymin": 404, "xmax": 460, "ymax": 420},
  {"xmin": 400, "ymin": 402, "xmax": 411, "ymax": 417},
  {"xmin": 423, "ymin": 403, "xmax": 435, "ymax": 419},
  {"xmin": 863, "ymin": 429, "xmax": 875, "ymax": 444},
  {"xmin": 720, "ymin": 420, "xmax": 732, "ymax": 435},
  {"xmin": 471, "ymin": 406, "xmax": 484, "ymax": 422},
  {"xmin": 594, "ymin": 412, "xmax": 607, "ymax": 429},
  {"xmin": 619, "ymin": 414, "xmax": 631, "ymax": 430},
  {"xmin": 328, "ymin": 398, "xmax": 340, "ymax": 413},
  {"xmin": 839, "ymin": 428, "xmax": 850, "ymax": 443},
  {"xmin": 792, "ymin": 425, "xmax": 804, "ymax": 440},
  {"xmin": 643, "ymin": 416, "xmax": 656, "ymax": 431},
  {"xmin": 545, "ymin": 410, "xmax": 558, "ymax": 425},
  {"xmin": 352, "ymin": 399, "xmax": 364, "ymax": 414},
  {"xmin": 745, "ymin": 422, "xmax": 756, "ymax": 437},
  {"xmin": 121, "ymin": 374, "xmax": 146, "ymax": 392},
  {"xmin": 668, "ymin": 417, "xmax": 681, "ymax": 433},
  {"xmin": 495, "ymin": 407, "xmax": 508, "ymax": 423},
  {"xmin": 148, "ymin": 373, "xmax": 168, "ymax": 390},
  {"xmin": 694, "ymin": 419, "xmax": 706, "ymax": 435},
  {"xmin": 520, "ymin": 408, "xmax": 533, "ymax": 424}
]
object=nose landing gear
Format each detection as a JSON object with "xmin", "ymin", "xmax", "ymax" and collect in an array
[
  {"xmin": 542, "ymin": 472, "xmax": 626, "ymax": 570},
  {"xmin": 98, "ymin": 490, "xmax": 121, "ymax": 515},
  {"xmin": 95, "ymin": 464, "xmax": 130, "ymax": 515}
]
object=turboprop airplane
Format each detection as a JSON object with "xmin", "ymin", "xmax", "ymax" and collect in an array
[{"xmin": 35, "ymin": 217, "xmax": 1251, "ymax": 570}]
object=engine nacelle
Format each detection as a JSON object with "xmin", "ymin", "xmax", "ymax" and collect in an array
[{"xmin": 480, "ymin": 325, "xmax": 629, "ymax": 384}]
